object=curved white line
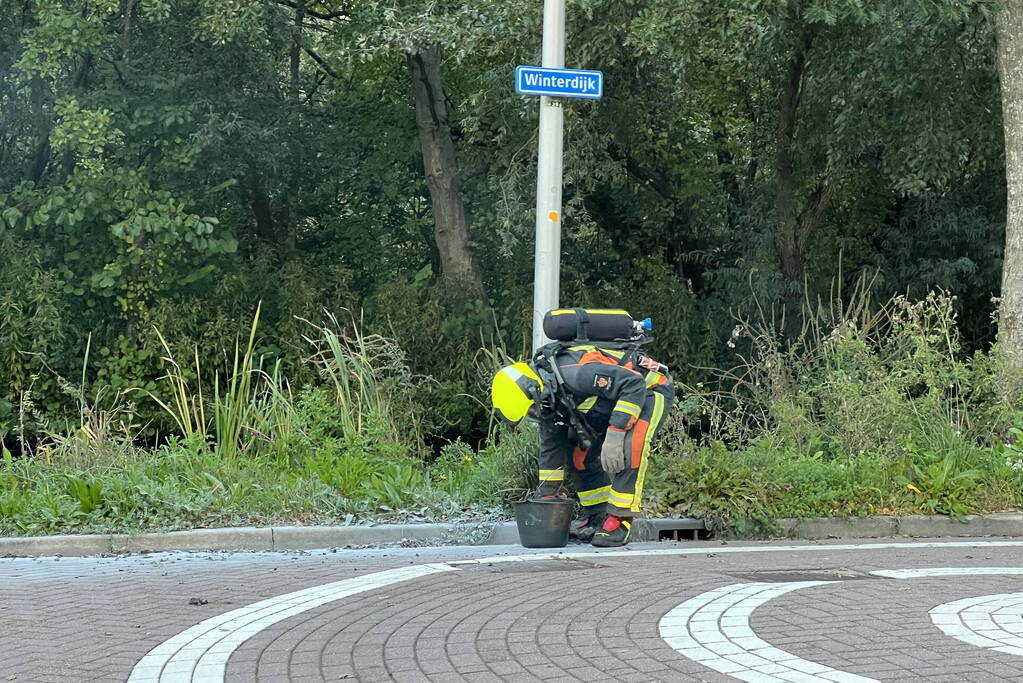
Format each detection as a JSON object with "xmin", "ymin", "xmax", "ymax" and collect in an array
[
  {"xmin": 872, "ymin": 567, "xmax": 1023, "ymax": 579},
  {"xmin": 127, "ymin": 563, "xmax": 458, "ymax": 682},
  {"xmin": 658, "ymin": 581, "xmax": 877, "ymax": 683},
  {"xmin": 872, "ymin": 565, "xmax": 1023, "ymax": 657},
  {"xmin": 870, "ymin": 566, "xmax": 1023, "ymax": 658},
  {"xmin": 930, "ymin": 593, "xmax": 1023, "ymax": 657}
]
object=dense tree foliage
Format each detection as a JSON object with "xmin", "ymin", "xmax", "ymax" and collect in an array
[{"xmin": 0, "ymin": 0, "xmax": 1009, "ymax": 447}]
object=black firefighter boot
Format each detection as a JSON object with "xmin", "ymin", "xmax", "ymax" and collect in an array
[
  {"xmin": 591, "ymin": 515, "xmax": 631, "ymax": 547},
  {"xmin": 569, "ymin": 509, "xmax": 606, "ymax": 542}
]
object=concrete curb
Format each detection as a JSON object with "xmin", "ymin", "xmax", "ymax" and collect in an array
[
  {"xmin": 2, "ymin": 513, "xmax": 1022, "ymax": 557},
  {"xmin": 0, "ymin": 521, "xmax": 524, "ymax": 558},
  {"xmin": 774, "ymin": 514, "xmax": 1023, "ymax": 540}
]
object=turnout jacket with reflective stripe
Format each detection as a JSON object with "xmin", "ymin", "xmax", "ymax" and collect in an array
[{"xmin": 541, "ymin": 344, "xmax": 670, "ymax": 432}]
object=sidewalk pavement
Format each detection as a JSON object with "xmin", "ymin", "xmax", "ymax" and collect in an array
[
  {"xmin": 3, "ymin": 513, "xmax": 1023, "ymax": 558},
  {"xmin": 6, "ymin": 538, "xmax": 1023, "ymax": 681}
]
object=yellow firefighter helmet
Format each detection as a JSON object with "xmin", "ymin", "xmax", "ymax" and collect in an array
[{"xmin": 490, "ymin": 362, "xmax": 544, "ymax": 425}]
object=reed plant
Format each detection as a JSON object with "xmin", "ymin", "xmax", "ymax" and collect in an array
[
  {"xmin": 150, "ymin": 328, "xmax": 207, "ymax": 444},
  {"xmin": 302, "ymin": 310, "xmax": 423, "ymax": 446},
  {"xmin": 212, "ymin": 304, "xmax": 262, "ymax": 460},
  {"xmin": 148, "ymin": 303, "xmax": 294, "ymax": 459}
]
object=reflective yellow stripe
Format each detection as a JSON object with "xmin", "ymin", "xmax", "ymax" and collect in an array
[
  {"xmin": 578, "ymin": 396, "xmax": 598, "ymax": 413},
  {"xmin": 551, "ymin": 309, "xmax": 629, "ymax": 316},
  {"xmin": 613, "ymin": 401, "xmax": 641, "ymax": 418},
  {"xmin": 568, "ymin": 343, "xmax": 621, "ymax": 359},
  {"xmin": 539, "ymin": 469, "xmax": 565, "ymax": 481},
  {"xmin": 578, "ymin": 485, "xmax": 610, "ymax": 505},
  {"xmin": 632, "ymin": 391, "xmax": 665, "ymax": 512},
  {"xmin": 645, "ymin": 371, "xmax": 664, "ymax": 388},
  {"xmin": 608, "ymin": 489, "xmax": 635, "ymax": 507},
  {"xmin": 568, "ymin": 345, "xmax": 625, "ymax": 359}
]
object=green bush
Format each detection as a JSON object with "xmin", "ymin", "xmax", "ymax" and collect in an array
[
  {"xmin": 429, "ymin": 427, "xmax": 539, "ymax": 507},
  {"xmin": 643, "ymin": 289, "xmax": 1023, "ymax": 529}
]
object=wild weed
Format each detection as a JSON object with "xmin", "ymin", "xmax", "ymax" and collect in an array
[
  {"xmin": 302, "ymin": 310, "xmax": 422, "ymax": 446},
  {"xmin": 150, "ymin": 328, "xmax": 207, "ymax": 443},
  {"xmin": 149, "ymin": 304, "xmax": 297, "ymax": 460}
]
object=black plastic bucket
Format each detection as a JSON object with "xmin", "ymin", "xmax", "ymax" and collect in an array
[{"xmin": 514, "ymin": 498, "xmax": 575, "ymax": 548}]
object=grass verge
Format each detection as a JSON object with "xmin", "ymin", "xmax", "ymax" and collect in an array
[{"xmin": 4, "ymin": 291, "xmax": 1023, "ymax": 537}]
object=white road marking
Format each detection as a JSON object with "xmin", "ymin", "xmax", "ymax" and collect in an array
[
  {"xmin": 658, "ymin": 581, "xmax": 878, "ymax": 683},
  {"xmin": 126, "ymin": 543, "xmax": 1023, "ymax": 682},
  {"xmin": 658, "ymin": 567, "xmax": 1023, "ymax": 681},
  {"xmin": 871, "ymin": 569, "xmax": 1023, "ymax": 659},
  {"xmin": 872, "ymin": 568, "xmax": 1023, "ymax": 579},
  {"xmin": 450, "ymin": 540, "xmax": 1023, "ymax": 566},
  {"xmin": 929, "ymin": 593, "xmax": 1023, "ymax": 656},
  {"xmin": 127, "ymin": 563, "xmax": 459, "ymax": 682}
]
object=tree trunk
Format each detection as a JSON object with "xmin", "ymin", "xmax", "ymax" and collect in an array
[
  {"xmin": 26, "ymin": 76, "xmax": 50, "ymax": 183},
  {"xmin": 290, "ymin": 0, "xmax": 305, "ymax": 102},
  {"xmin": 407, "ymin": 44, "xmax": 483, "ymax": 287},
  {"xmin": 776, "ymin": 24, "xmax": 832, "ymax": 338},
  {"xmin": 245, "ymin": 174, "xmax": 275, "ymax": 242},
  {"xmin": 997, "ymin": 3, "xmax": 1023, "ymax": 367},
  {"xmin": 776, "ymin": 27, "xmax": 813, "ymax": 282},
  {"xmin": 122, "ymin": 0, "xmax": 136, "ymax": 62},
  {"xmin": 282, "ymin": 2, "xmax": 306, "ymax": 252}
]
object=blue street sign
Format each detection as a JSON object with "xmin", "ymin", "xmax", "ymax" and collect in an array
[{"xmin": 515, "ymin": 66, "xmax": 603, "ymax": 99}]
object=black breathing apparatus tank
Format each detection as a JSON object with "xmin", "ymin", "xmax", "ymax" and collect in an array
[
  {"xmin": 542, "ymin": 308, "xmax": 652, "ymax": 342},
  {"xmin": 534, "ymin": 308, "xmax": 657, "ymax": 449},
  {"xmin": 531, "ymin": 308, "xmax": 658, "ymax": 447}
]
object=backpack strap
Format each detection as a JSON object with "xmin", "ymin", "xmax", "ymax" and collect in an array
[
  {"xmin": 617, "ymin": 343, "xmax": 640, "ymax": 369},
  {"xmin": 574, "ymin": 308, "xmax": 591, "ymax": 342},
  {"xmin": 532, "ymin": 343, "xmax": 596, "ymax": 450}
]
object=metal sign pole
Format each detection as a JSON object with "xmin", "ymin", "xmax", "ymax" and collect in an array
[{"xmin": 531, "ymin": 0, "xmax": 566, "ymax": 351}]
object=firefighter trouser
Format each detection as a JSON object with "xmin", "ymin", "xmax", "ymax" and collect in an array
[{"xmin": 537, "ymin": 380, "xmax": 674, "ymax": 517}]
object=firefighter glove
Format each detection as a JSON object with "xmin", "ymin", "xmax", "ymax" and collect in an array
[{"xmin": 600, "ymin": 427, "xmax": 628, "ymax": 473}]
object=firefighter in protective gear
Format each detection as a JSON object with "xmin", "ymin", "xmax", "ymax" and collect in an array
[{"xmin": 492, "ymin": 344, "xmax": 674, "ymax": 547}]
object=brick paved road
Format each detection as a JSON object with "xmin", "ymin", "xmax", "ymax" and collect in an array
[{"xmin": 4, "ymin": 538, "xmax": 1023, "ymax": 682}]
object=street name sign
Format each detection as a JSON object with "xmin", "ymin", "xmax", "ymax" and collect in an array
[{"xmin": 515, "ymin": 66, "xmax": 604, "ymax": 99}]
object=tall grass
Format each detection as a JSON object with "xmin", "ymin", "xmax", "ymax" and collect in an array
[
  {"xmin": 0, "ymin": 307, "xmax": 536, "ymax": 537},
  {"xmin": 17, "ymin": 333, "xmax": 145, "ymax": 470},
  {"xmin": 675, "ymin": 278, "xmax": 1018, "ymax": 454},
  {"xmin": 21, "ymin": 283, "xmax": 1023, "ymax": 539},
  {"xmin": 147, "ymin": 306, "xmax": 426, "ymax": 459},
  {"xmin": 150, "ymin": 328, "xmax": 207, "ymax": 442},
  {"xmin": 148, "ymin": 303, "xmax": 294, "ymax": 459},
  {"xmin": 304, "ymin": 310, "xmax": 385, "ymax": 437},
  {"xmin": 248, "ymin": 362, "xmax": 297, "ymax": 454},
  {"xmin": 473, "ymin": 343, "xmax": 514, "ymax": 439},
  {"xmin": 302, "ymin": 310, "xmax": 423, "ymax": 446},
  {"xmin": 213, "ymin": 304, "xmax": 262, "ymax": 460}
]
